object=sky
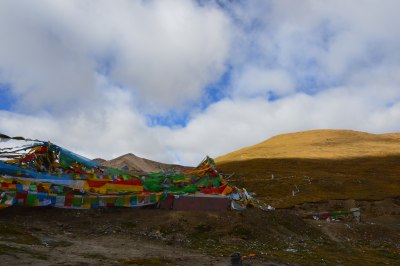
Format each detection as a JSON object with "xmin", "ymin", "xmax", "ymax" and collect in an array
[{"xmin": 1, "ymin": 0, "xmax": 400, "ymax": 165}]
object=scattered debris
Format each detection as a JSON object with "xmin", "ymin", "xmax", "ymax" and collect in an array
[
  {"xmin": 303, "ymin": 211, "xmax": 351, "ymax": 221},
  {"xmin": 292, "ymin": 185, "xmax": 300, "ymax": 196},
  {"xmin": 302, "ymin": 209, "xmax": 362, "ymax": 222},
  {"xmin": 350, "ymin": 207, "xmax": 361, "ymax": 223}
]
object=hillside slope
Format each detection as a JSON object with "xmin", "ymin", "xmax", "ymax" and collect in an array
[
  {"xmin": 217, "ymin": 129, "xmax": 400, "ymax": 162},
  {"xmin": 216, "ymin": 130, "xmax": 400, "ymax": 208}
]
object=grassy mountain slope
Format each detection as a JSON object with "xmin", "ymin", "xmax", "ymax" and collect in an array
[
  {"xmin": 216, "ymin": 130, "xmax": 400, "ymax": 208},
  {"xmin": 217, "ymin": 129, "xmax": 400, "ymax": 162}
]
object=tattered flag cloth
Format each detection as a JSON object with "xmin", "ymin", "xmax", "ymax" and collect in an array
[{"xmin": 0, "ymin": 135, "xmax": 271, "ymax": 210}]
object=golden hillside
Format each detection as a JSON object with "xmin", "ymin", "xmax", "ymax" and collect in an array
[
  {"xmin": 216, "ymin": 130, "xmax": 400, "ymax": 208},
  {"xmin": 216, "ymin": 129, "xmax": 400, "ymax": 162}
]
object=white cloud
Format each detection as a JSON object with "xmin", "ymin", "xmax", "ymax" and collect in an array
[
  {"xmin": 164, "ymin": 84, "xmax": 400, "ymax": 163},
  {"xmin": 228, "ymin": 0, "xmax": 400, "ymax": 87},
  {"xmin": 0, "ymin": 0, "xmax": 232, "ymax": 113},
  {"xmin": 1, "ymin": 1, "xmax": 400, "ymax": 166},
  {"xmin": 1, "ymin": 83, "xmax": 400, "ymax": 166},
  {"xmin": 232, "ymin": 66, "xmax": 295, "ymax": 98},
  {"xmin": 0, "ymin": 86, "xmax": 170, "ymax": 163}
]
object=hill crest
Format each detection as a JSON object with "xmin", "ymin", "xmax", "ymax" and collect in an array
[{"xmin": 216, "ymin": 129, "xmax": 400, "ymax": 163}]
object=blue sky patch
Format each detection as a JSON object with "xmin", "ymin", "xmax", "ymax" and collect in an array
[
  {"xmin": 200, "ymin": 65, "xmax": 232, "ymax": 108},
  {"xmin": 95, "ymin": 54, "xmax": 115, "ymax": 77},
  {"xmin": 0, "ymin": 83, "xmax": 15, "ymax": 111},
  {"xmin": 146, "ymin": 66, "xmax": 232, "ymax": 128},
  {"xmin": 146, "ymin": 111, "xmax": 191, "ymax": 128}
]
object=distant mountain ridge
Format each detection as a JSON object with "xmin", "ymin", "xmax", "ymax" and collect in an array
[
  {"xmin": 99, "ymin": 153, "xmax": 189, "ymax": 173},
  {"xmin": 92, "ymin": 158, "xmax": 106, "ymax": 164}
]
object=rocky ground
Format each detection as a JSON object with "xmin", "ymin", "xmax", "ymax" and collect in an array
[{"xmin": 0, "ymin": 199, "xmax": 399, "ymax": 266}]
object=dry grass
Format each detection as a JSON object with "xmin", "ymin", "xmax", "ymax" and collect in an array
[
  {"xmin": 216, "ymin": 129, "xmax": 400, "ymax": 162},
  {"xmin": 216, "ymin": 130, "xmax": 400, "ymax": 208},
  {"xmin": 218, "ymin": 156, "xmax": 400, "ymax": 208}
]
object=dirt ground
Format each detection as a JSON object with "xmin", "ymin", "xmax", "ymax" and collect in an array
[
  {"xmin": 0, "ymin": 199, "xmax": 399, "ymax": 266},
  {"xmin": 0, "ymin": 207, "xmax": 292, "ymax": 266}
]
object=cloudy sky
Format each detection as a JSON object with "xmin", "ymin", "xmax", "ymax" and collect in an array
[{"xmin": 1, "ymin": 0, "xmax": 400, "ymax": 165}]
